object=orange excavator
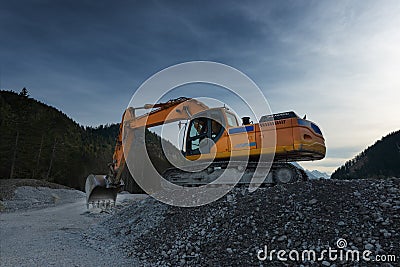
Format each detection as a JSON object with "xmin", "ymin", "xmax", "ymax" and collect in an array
[{"xmin": 85, "ymin": 97, "xmax": 325, "ymax": 207}]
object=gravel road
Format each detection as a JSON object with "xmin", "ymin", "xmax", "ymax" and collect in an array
[{"xmin": 0, "ymin": 187, "xmax": 146, "ymax": 267}]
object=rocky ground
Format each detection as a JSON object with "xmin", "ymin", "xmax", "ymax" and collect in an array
[
  {"xmin": 85, "ymin": 178, "xmax": 400, "ymax": 266},
  {"xmin": 1, "ymin": 178, "xmax": 399, "ymax": 266}
]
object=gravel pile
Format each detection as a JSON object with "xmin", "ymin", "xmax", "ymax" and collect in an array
[
  {"xmin": 85, "ymin": 178, "xmax": 400, "ymax": 266},
  {"xmin": 0, "ymin": 178, "xmax": 71, "ymax": 200},
  {"xmin": 2, "ymin": 186, "xmax": 85, "ymax": 211},
  {"xmin": 83, "ymin": 197, "xmax": 168, "ymax": 258}
]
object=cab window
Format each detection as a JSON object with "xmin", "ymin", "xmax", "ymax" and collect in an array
[
  {"xmin": 189, "ymin": 118, "xmax": 208, "ymax": 137},
  {"xmin": 211, "ymin": 120, "xmax": 222, "ymax": 139},
  {"xmin": 226, "ymin": 112, "xmax": 238, "ymax": 127}
]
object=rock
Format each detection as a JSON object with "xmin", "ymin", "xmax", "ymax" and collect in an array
[
  {"xmin": 91, "ymin": 208, "xmax": 102, "ymax": 214},
  {"xmin": 380, "ymin": 202, "xmax": 391, "ymax": 209},
  {"xmin": 277, "ymin": 235, "xmax": 287, "ymax": 241},
  {"xmin": 383, "ymin": 232, "xmax": 391, "ymax": 238},
  {"xmin": 51, "ymin": 193, "xmax": 60, "ymax": 203},
  {"xmin": 226, "ymin": 248, "xmax": 233, "ymax": 254},
  {"xmin": 309, "ymin": 199, "xmax": 318, "ymax": 205},
  {"xmin": 364, "ymin": 243, "xmax": 374, "ymax": 250},
  {"xmin": 337, "ymin": 221, "xmax": 345, "ymax": 226},
  {"xmin": 322, "ymin": 261, "xmax": 331, "ymax": 266}
]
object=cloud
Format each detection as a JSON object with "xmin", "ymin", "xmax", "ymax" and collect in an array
[{"xmin": 1, "ymin": 0, "xmax": 399, "ymax": 172}]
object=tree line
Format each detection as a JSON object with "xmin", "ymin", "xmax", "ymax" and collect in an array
[
  {"xmin": 331, "ymin": 130, "xmax": 400, "ymax": 179},
  {"xmin": 0, "ymin": 89, "xmax": 178, "ymax": 191}
]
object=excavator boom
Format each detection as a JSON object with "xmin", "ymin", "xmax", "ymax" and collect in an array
[{"xmin": 85, "ymin": 97, "xmax": 209, "ymax": 207}]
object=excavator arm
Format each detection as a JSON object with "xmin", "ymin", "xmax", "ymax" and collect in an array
[
  {"xmin": 85, "ymin": 97, "xmax": 208, "ymax": 207},
  {"xmin": 110, "ymin": 97, "xmax": 208, "ymax": 185}
]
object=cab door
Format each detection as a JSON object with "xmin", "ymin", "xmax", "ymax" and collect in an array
[
  {"xmin": 186, "ymin": 117, "xmax": 211, "ymax": 156},
  {"xmin": 185, "ymin": 109, "xmax": 225, "ymax": 157}
]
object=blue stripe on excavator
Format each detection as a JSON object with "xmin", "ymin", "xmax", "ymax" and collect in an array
[{"xmin": 228, "ymin": 125, "xmax": 254, "ymax": 134}]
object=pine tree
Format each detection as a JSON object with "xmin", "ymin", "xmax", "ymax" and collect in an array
[{"xmin": 19, "ymin": 87, "xmax": 29, "ymax": 98}]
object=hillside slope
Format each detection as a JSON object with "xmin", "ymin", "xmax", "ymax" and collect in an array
[
  {"xmin": 0, "ymin": 90, "xmax": 178, "ymax": 191},
  {"xmin": 331, "ymin": 130, "xmax": 400, "ymax": 179},
  {"xmin": 0, "ymin": 90, "xmax": 120, "ymax": 189}
]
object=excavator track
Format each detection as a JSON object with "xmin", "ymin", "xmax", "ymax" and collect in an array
[{"xmin": 162, "ymin": 161, "xmax": 308, "ymax": 187}]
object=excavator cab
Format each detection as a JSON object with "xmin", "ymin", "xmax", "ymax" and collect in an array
[{"xmin": 185, "ymin": 108, "xmax": 227, "ymax": 156}]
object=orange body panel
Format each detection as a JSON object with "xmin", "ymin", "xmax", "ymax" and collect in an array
[{"xmin": 186, "ymin": 115, "xmax": 325, "ymax": 162}]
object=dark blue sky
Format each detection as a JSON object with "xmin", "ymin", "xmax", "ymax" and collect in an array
[
  {"xmin": 1, "ymin": 0, "xmax": 399, "ymax": 172},
  {"xmin": 1, "ymin": 0, "xmax": 314, "ymax": 123}
]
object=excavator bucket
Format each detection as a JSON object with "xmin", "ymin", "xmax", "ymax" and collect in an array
[{"xmin": 85, "ymin": 174, "xmax": 121, "ymax": 209}]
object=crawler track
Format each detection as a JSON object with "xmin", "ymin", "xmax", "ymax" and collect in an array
[{"xmin": 163, "ymin": 161, "xmax": 308, "ymax": 187}]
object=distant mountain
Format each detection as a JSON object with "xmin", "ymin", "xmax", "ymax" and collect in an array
[
  {"xmin": 331, "ymin": 130, "xmax": 400, "ymax": 180},
  {"xmin": 310, "ymin": 170, "xmax": 330, "ymax": 179},
  {"xmin": 291, "ymin": 162, "xmax": 330, "ymax": 179},
  {"xmin": 0, "ymin": 89, "xmax": 177, "ymax": 192}
]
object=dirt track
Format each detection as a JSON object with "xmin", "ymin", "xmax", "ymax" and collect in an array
[{"xmin": 0, "ymin": 192, "xmax": 146, "ymax": 267}]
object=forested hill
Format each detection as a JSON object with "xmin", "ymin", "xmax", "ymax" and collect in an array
[
  {"xmin": 0, "ymin": 89, "xmax": 176, "ymax": 191},
  {"xmin": 331, "ymin": 130, "xmax": 400, "ymax": 179}
]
